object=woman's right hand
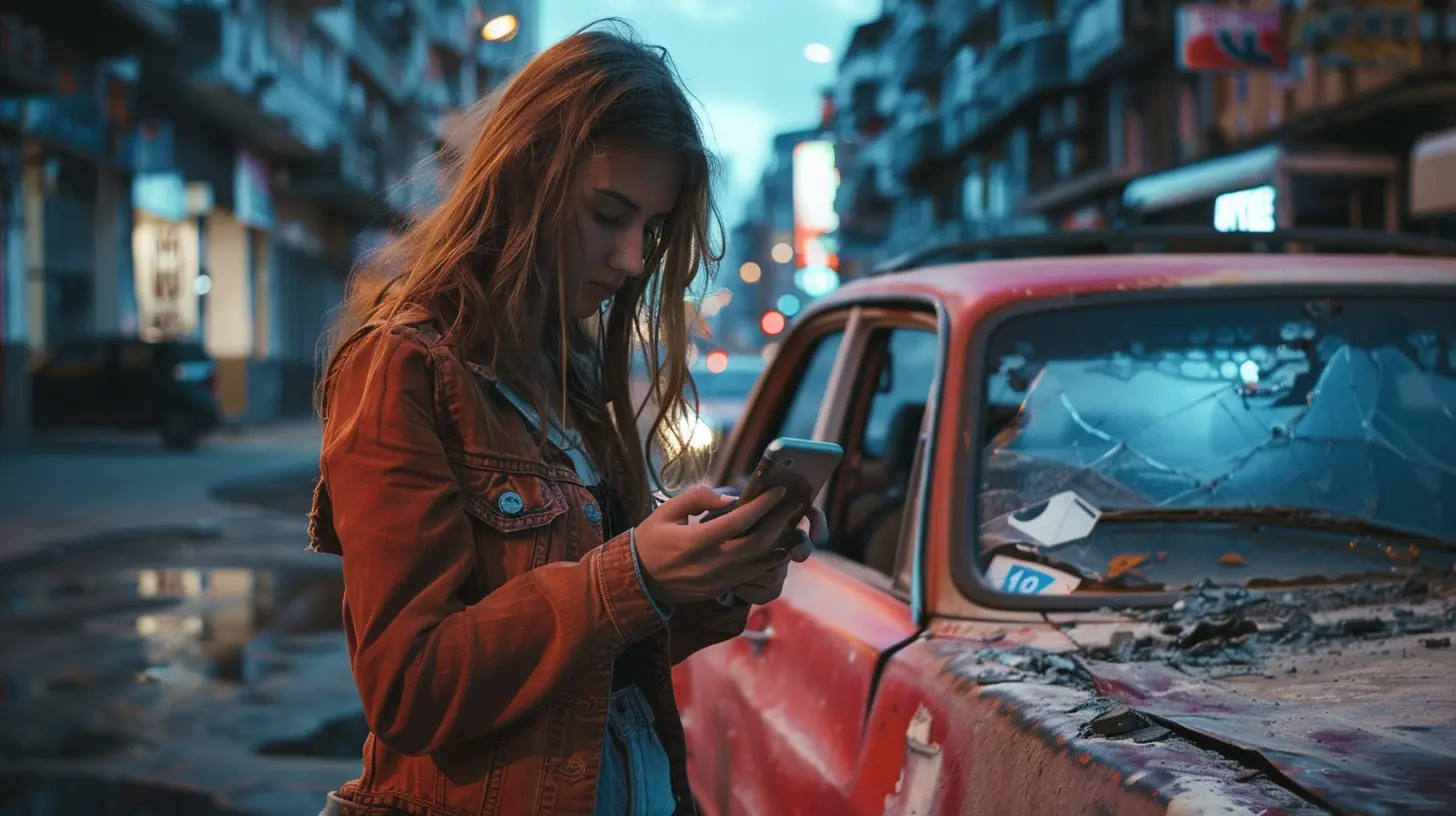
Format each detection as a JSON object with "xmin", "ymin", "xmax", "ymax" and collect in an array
[{"xmin": 633, "ymin": 484, "xmax": 800, "ymax": 606}]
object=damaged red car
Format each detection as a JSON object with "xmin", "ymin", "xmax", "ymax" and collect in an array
[{"xmin": 675, "ymin": 230, "xmax": 1456, "ymax": 816}]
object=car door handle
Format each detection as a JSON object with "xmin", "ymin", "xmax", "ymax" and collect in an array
[{"xmin": 740, "ymin": 626, "xmax": 774, "ymax": 655}]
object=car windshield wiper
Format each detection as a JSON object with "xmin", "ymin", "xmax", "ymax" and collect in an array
[{"xmin": 1097, "ymin": 506, "xmax": 1456, "ymax": 552}]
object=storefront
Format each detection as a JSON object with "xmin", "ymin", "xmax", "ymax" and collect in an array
[
  {"xmin": 1121, "ymin": 143, "xmax": 1400, "ymax": 233},
  {"xmin": 205, "ymin": 148, "xmax": 274, "ymax": 421},
  {"xmin": 272, "ymin": 194, "xmax": 342, "ymax": 417}
]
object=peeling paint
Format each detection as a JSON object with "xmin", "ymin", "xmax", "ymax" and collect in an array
[{"xmin": 883, "ymin": 705, "xmax": 944, "ymax": 816}]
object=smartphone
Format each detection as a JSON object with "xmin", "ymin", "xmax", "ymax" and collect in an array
[
  {"xmin": 703, "ymin": 437, "xmax": 844, "ymax": 535},
  {"xmin": 738, "ymin": 437, "xmax": 844, "ymax": 510}
]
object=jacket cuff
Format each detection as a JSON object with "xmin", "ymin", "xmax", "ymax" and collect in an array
[
  {"xmin": 595, "ymin": 530, "xmax": 669, "ymax": 648},
  {"xmin": 630, "ymin": 527, "xmax": 673, "ymax": 621}
]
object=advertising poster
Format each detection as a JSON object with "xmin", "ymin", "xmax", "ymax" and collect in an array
[
  {"xmin": 1176, "ymin": 6, "xmax": 1288, "ymax": 71},
  {"xmin": 132, "ymin": 214, "xmax": 199, "ymax": 340}
]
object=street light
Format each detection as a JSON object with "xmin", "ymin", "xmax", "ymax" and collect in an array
[
  {"xmin": 803, "ymin": 43, "xmax": 833, "ymax": 64},
  {"xmin": 482, "ymin": 14, "xmax": 519, "ymax": 42}
]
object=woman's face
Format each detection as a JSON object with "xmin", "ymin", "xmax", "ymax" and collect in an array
[{"xmin": 564, "ymin": 149, "xmax": 682, "ymax": 320}]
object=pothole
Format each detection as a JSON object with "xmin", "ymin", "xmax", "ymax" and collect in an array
[{"xmin": 257, "ymin": 713, "xmax": 369, "ymax": 759}]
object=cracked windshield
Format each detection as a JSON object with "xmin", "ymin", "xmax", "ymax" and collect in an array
[{"xmin": 978, "ymin": 295, "xmax": 1456, "ymax": 592}]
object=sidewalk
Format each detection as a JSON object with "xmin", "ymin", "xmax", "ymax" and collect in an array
[{"xmin": 0, "ymin": 420, "xmax": 323, "ymax": 566}]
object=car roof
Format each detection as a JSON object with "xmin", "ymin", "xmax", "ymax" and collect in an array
[{"xmin": 823, "ymin": 253, "xmax": 1456, "ymax": 317}]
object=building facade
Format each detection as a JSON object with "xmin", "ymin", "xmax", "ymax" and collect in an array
[
  {"xmin": 0, "ymin": 0, "xmax": 536, "ymax": 448},
  {"xmin": 829, "ymin": 0, "xmax": 1456, "ymax": 271}
]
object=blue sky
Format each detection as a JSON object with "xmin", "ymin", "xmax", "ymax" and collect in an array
[{"xmin": 538, "ymin": 0, "xmax": 878, "ymax": 226}]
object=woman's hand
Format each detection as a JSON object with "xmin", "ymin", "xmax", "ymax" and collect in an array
[
  {"xmin": 729, "ymin": 507, "xmax": 829, "ymax": 605},
  {"xmin": 634, "ymin": 484, "xmax": 804, "ymax": 606}
]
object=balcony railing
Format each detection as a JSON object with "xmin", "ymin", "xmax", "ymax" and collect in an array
[
  {"xmin": 257, "ymin": 59, "xmax": 341, "ymax": 156},
  {"xmin": 425, "ymin": 4, "xmax": 471, "ymax": 53},
  {"xmin": 175, "ymin": 5, "xmax": 266, "ymax": 95},
  {"xmin": 952, "ymin": 24, "xmax": 1068, "ymax": 145},
  {"xmin": 352, "ymin": 20, "xmax": 407, "ymax": 103},
  {"xmin": 890, "ymin": 26, "xmax": 942, "ymax": 89},
  {"xmin": 891, "ymin": 118, "xmax": 941, "ymax": 178}
]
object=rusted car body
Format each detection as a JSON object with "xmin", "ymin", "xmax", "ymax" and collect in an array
[{"xmin": 675, "ymin": 242, "xmax": 1456, "ymax": 816}]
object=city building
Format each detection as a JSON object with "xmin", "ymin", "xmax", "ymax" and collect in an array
[
  {"xmin": 829, "ymin": 0, "xmax": 1456, "ymax": 271},
  {"xmin": 0, "ymin": 0, "xmax": 536, "ymax": 449},
  {"xmin": 716, "ymin": 124, "xmax": 845, "ymax": 352}
]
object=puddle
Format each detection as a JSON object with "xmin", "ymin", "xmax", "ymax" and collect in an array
[
  {"xmin": 0, "ymin": 772, "xmax": 254, "ymax": 816},
  {"xmin": 0, "ymin": 562, "xmax": 344, "ymax": 704},
  {"xmin": 258, "ymin": 713, "xmax": 370, "ymax": 759}
]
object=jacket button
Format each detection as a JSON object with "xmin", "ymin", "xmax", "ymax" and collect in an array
[
  {"xmin": 559, "ymin": 758, "xmax": 586, "ymax": 780},
  {"xmin": 497, "ymin": 491, "xmax": 525, "ymax": 516},
  {"xmin": 583, "ymin": 502, "xmax": 601, "ymax": 524}
]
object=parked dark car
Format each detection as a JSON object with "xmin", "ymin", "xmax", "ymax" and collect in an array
[{"xmin": 31, "ymin": 337, "xmax": 222, "ymax": 450}]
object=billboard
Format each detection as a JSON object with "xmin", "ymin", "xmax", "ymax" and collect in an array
[
  {"xmin": 1176, "ymin": 6, "xmax": 1288, "ymax": 71},
  {"xmin": 791, "ymin": 140, "xmax": 841, "ymax": 298}
]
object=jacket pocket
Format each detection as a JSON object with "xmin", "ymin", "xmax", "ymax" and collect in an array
[{"xmin": 456, "ymin": 466, "xmax": 571, "ymax": 590}]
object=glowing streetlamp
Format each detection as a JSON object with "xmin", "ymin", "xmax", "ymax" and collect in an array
[
  {"xmin": 482, "ymin": 14, "xmax": 519, "ymax": 42},
  {"xmin": 803, "ymin": 43, "xmax": 834, "ymax": 64}
]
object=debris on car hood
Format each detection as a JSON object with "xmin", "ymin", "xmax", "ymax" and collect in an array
[{"xmin": 1058, "ymin": 572, "xmax": 1456, "ymax": 814}]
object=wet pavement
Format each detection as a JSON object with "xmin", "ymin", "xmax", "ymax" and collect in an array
[{"xmin": 0, "ymin": 505, "xmax": 364, "ymax": 815}]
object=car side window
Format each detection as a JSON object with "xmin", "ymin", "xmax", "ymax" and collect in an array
[
  {"xmin": 775, "ymin": 332, "xmax": 844, "ymax": 441},
  {"xmin": 861, "ymin": 330, "xmax": 938, "ymax": 458},
  {"xmin": 835, "ymin": 326, "xmax": 938, "ymax": 575}
]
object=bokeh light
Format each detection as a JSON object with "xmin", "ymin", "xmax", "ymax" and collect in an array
[
  {"xmin": 705, "ymin": 349, "xmax": 729, "ymax": 373},
  {"xmin": 739, "ymin": 261, "xmax": 761, "ymax": 283},
  {"xmin": 770, "ymin": 242, "xmax": 794, "ymax": 264},
  {"xmin": 760, "ymin": 310, "xmax": 786, "ymax": 336},
  {"xmin": 777, "ymin": 293, "xmax": 801, "ymax": 317},
  {"xmin": 482, "ymin": 14, "xmax": 518, "ymax": 42}
]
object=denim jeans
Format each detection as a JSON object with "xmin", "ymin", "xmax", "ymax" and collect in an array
[{"xmin": 595, "ymin": 683, "xmax": 677, "ymax": 816}]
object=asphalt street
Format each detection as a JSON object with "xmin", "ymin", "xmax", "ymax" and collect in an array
[{"xmin": 0, "ymin": 423, "xmax": 356, "ymax": 816}]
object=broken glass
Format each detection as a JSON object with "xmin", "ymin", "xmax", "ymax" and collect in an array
[{"xmin": 975, "ymin": 295, "xmax": 1456, "ymax": 588}]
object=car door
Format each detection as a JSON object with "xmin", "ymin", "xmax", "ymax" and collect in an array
[
  {"xmin": 109, "ymin": 340, "xmax": 158, "ymax": 427},
  {"xmin": 677, "ymin": 308, "xmax": 935, "ymax": 816},
  {"xmin": 30, "ymin": 340, "xmax": 108, "ymax": 427}
]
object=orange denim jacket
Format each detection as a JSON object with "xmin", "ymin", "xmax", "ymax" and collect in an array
[{"xmin": 307, "ymin": 310, "xmax": 749, "ymax": 815}]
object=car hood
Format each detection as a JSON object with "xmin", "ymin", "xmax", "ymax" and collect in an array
[{"xmin": 1060, "ymin": 582, "xmax": 1456, "ymax": 815}]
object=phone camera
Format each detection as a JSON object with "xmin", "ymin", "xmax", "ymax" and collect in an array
[{"xmin": 781, "ymin": 458, "xmax": 794, "ymax": 467}]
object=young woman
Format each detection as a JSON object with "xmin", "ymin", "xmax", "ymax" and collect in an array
[{"xmin": 308, "ymin": 23, "xmax": 825, "ymax": 816}]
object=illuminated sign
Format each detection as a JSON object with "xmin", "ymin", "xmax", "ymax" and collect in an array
[
  {"xmin": 132, "ymin": 214, "xmax": 200, "ymax": 340},
  {"xmin": 1213, "ymin": 185, "xmax": 1276, "ymax": 233},
  {"xmin": 791, "ymin": 140, "xmax": 841, "ymax": 297}
]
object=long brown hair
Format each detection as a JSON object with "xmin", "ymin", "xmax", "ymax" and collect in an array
[{"xmin": 316, "ymin": 21, "xmax": 722, "ymax": 520}]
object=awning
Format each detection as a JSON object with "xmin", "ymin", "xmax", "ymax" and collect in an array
[
  {"xmin": 1410, "ymin": 126, "xmax": 1456, "ymax": 217},
  {"xmin": 1123, "ymin": 145, "xmax": 1281, "ymax": 213},
  {"xmin": 1123, "ymin": 145, "xmax": 1400, "ymax": 214}
]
